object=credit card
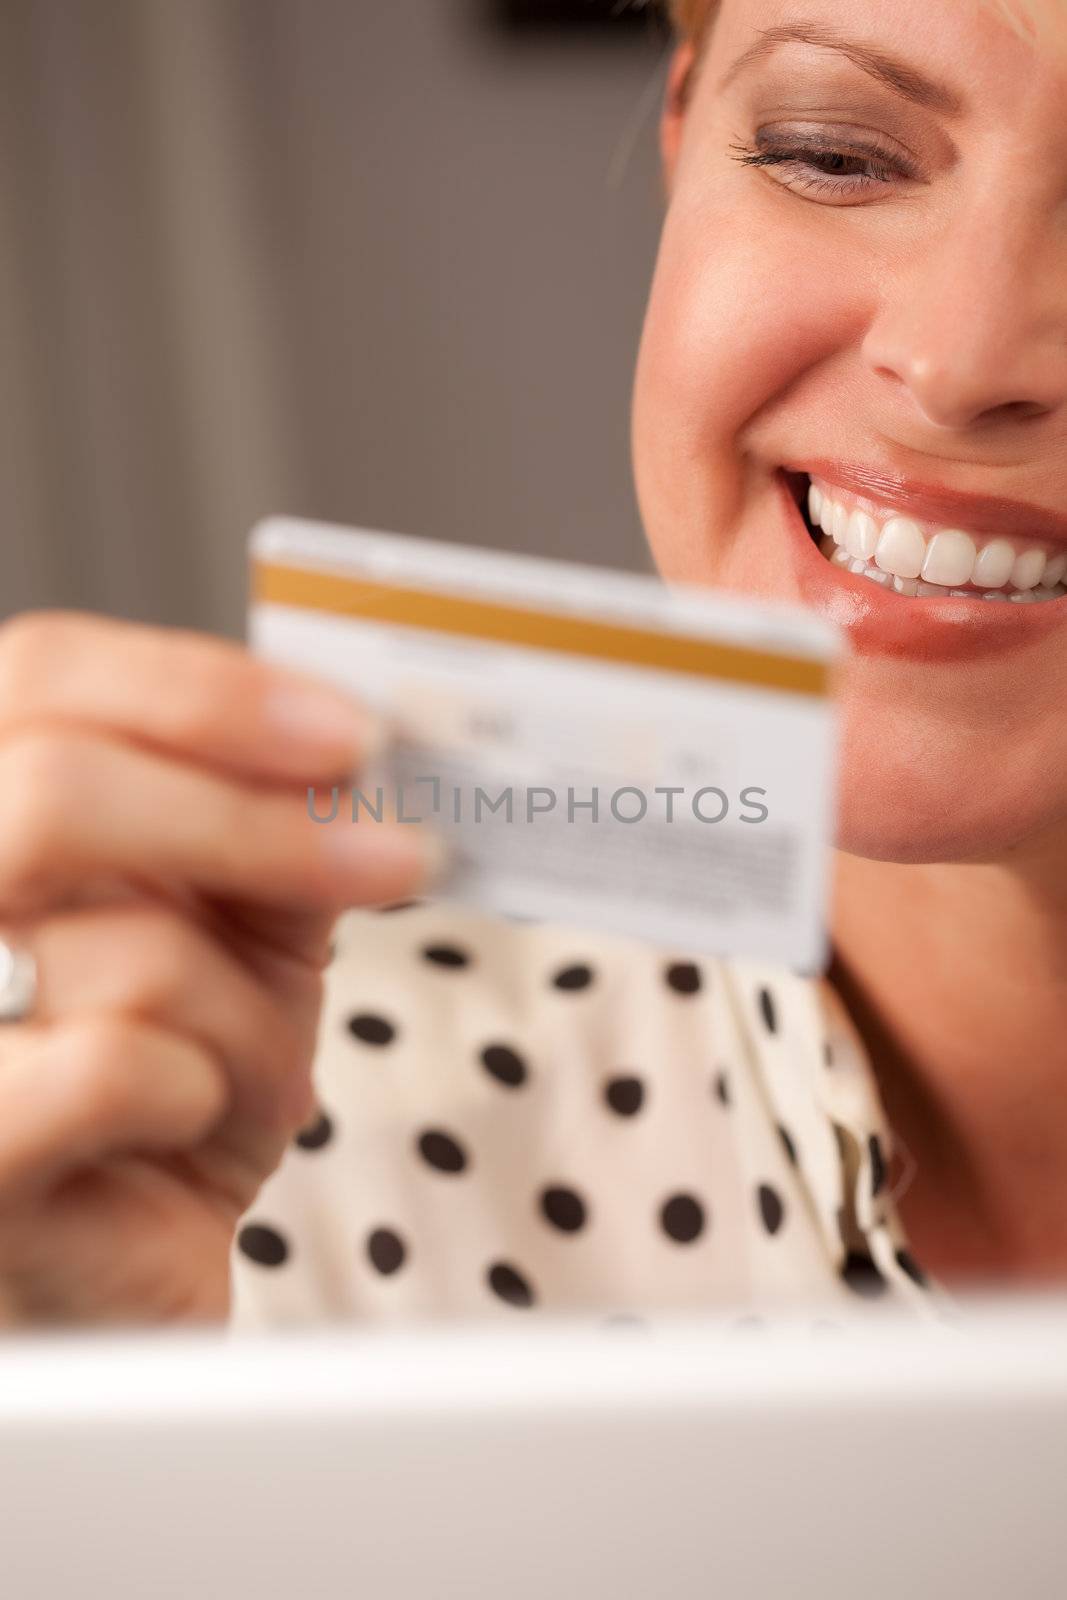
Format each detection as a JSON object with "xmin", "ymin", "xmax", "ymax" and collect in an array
[{"xmin": 249, "ymin": 518, "xmax": 841, "ymax": 972}]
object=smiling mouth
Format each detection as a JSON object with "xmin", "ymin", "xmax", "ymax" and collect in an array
[{"xmin": 789, "ymin": 472, "xmax": 1067, "ymax": 603}]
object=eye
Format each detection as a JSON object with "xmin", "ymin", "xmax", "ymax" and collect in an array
[{"xmin": 728, "ymin": 128, "xmax": 920, "ymax": 204}]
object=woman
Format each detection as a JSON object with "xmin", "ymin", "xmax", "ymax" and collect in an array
[{"xmin": 0, "ymin": 0, "xmax": 1063, "ymax": 1328}]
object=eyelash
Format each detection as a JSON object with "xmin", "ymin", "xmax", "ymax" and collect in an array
[{"xmin": 728, "ymin": 135, "xmax": 917, "ymax": 200}]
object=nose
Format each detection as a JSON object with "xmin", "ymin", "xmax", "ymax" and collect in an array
[{"xmin": 861, "ymin": 211, "xmax": 1067, "ymax": 432}]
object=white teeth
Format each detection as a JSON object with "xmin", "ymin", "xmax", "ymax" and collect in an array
[
  {"xmin": 921, "ymin": 530, "xmax": 976, "ymax": 587},
  {"xmin": 846, "ymin": 509, "xmax": 878, "ymax": 561},
  {"xmin": 1010, "ymin": 548, "xmax": 1046, "ymax": 591},
  {"xmin": 808, "ymin": 478, "xmax": 1067, "ymax": 602},
  {"xmin": 971, "ymin": 539, "xmax": 1016, "ymax": 589},
  {"xmin": 875, "ymin": 517, "xmax": 925, "ymax": 580},
  {"xmin": 807, "ymin": 478, "xmax": 1067, "ymax": 603}
]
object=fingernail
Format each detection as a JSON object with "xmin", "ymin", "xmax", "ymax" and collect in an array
[
  {"xmin": 265, "ymin": 681, "xmax": 386, "ymax": 763},
  {"xmin": 324, "ymin": 821, "xmax": 452, "ymax": 899}
]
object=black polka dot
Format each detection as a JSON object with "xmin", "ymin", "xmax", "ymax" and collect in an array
[
  {"xmin": 422, "ymin": 943, "xmax": 471, "ymax": 969},
  {"xmin": 552, "ymin": 963, "xmax": 594, "ymax": 992},
  {"xmin": 416, "ymin": 1129, "xmax": 469, "ymax": 1174},
  {"xmin": 604, "ymin": 1075, "xmax": 645, "ymax": 1116},
  {"xmin": 840, "ymin": 1250, "xmax": 889, "ymax": 1298},
  {"xmin": 713, "ymin": 1071, "xmax": 731, "ymax": 1107},
  {"xmin": 757, "ymin": 1183, "xmax": 785, "ymax": 1236},
  {"xmin": 480, "ymin": 1043, "xmax": 529, "ymax": 1088},
  {"xmin": 834, "ymin": 1123, "xmax": 851, "ymax": 1164},
  {"xmin": 294, "ymin": 1110, "xmax": 334, "ymax": 1151},
  {"xmin": 347, "ymin": 1013, "xmax": 396, "ymax": 1046},
  {"xmin": 660, "ymin": 1193, "xmax": 706, "ymax": 1244},
  {"xmin": 778, "ymin": 1124, "xmax": 798, "ymax": 1166},
  {"xmin": 540, "ymin": 1185, "xmax": 588, "ymax": 1233},
  {"xmin": 895, "ymin": 1247, "xmax": 929, "ymax": 1289},
  {"xmin": 823, "ymin": 1040, "xmax": 834, "ymax": 1067},
  {"xmin": 237, "ymin": 1223, "xmax": 289, "ymax": 1268},
  {"xmin": 380, "ymin": 900, "xmax": 419, "ymax": 913},
  {"xmin": 758, "ymin": 987, "xmax": 778, "ymax": 1034},
  {"xmin": 366, "ymin": 1227, "xmax": 406, "ymax": 1276},
  {"xmin": 487, "ymin": 1261, "xmax": 535, "ymax": 1307},
  {"xmin": 665, "ymin": 961, "xmax": 702, "ymax": 995},
  {"xmin": 869, "ymin": 1134, "xmax": 887, "ymax": 1197}
]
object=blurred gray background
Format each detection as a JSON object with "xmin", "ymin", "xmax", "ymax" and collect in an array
[{"xmin": 1, "ymin": 0, "xmax": 670, "ymax": 638}]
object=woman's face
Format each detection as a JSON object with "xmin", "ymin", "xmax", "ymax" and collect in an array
[{"xmin": 632, "ymin": 0, "xmax": 1067, "ymax": 863}]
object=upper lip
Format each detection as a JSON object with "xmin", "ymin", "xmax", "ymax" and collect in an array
[{"xmin": 788, "ymin": 459, "xmax": 1067, "ymax": 545}]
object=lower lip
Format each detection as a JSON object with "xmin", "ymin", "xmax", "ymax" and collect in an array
[{"xmin": 777, "ymin": 472, "xmax": 1067, "ymax": 664}]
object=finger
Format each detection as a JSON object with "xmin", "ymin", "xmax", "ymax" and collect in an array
[
  {"xmin": 0, "ymin": 610, "xmax": 380, "ymax": 784},
  {"xmin": 0, "ymin": 1017, "xmax": 227, "ymax": 1203},
  {"xmin": 0, "ymin": 728, "xmax": 440, "ymax": 919},
  {"xmin": 17, "ymin": 903, "xmax": 317, "ymax": 1131},
  {"xmin": 206, "ymin": 900, "xmax": 343, "ymax": 975}
]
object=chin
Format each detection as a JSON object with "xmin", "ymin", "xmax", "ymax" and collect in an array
[{"xmin": 833, "ymin": 693, "xmax": 1066, "ymax": 865}]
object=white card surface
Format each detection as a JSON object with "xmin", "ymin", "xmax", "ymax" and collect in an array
[{"xmin": 249, "ymin": 518, "xmax": 841, "ymax": 972}]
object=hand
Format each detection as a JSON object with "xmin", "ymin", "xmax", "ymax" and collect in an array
[{"xmin": 0, "ymin": 611, "xmax": 433, "ymax": 1327}]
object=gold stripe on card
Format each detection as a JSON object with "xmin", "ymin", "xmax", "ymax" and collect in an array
[{"xmin": 253, "ymin": 562, "xmax": 828, "ymax": 697}]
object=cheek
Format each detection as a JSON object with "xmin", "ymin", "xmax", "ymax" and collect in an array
[{"xmin": 633, "ymin": 182, "xmax": 871, "ymax": 578}]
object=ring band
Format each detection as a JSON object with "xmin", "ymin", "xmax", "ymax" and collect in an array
[{"xmin": 0, "ymin": 939, "xmax": 37, "ymax": 1024}]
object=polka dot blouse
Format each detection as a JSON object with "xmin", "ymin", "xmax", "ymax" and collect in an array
[{"xmin": 230, "ymin": 902, "xmax": 937, "ymax": 1327}]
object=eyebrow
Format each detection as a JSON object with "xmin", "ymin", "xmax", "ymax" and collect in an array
[{"xmin": 717, "ymin": 21, "xmax": 967, "ymax": 118}]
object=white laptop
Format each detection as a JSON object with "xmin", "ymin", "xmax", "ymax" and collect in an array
[{"xmin": 1, "ymin": 1300, "xmax": 1065, "ymax": 1599}]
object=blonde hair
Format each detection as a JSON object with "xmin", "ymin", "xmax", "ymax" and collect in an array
[
  {"xmin": 667, "ymin": 0, "xmax": 1065, "ymax": 46},
  {"xmin": 667, "ymin": 0, "xmax": 712, "ymax": 41}
]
